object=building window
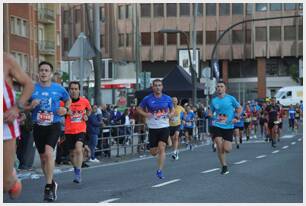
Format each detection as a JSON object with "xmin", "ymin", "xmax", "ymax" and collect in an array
[
  {"xmin": 256, "ymin": 4, "xmax": 267, "ymax": 12},
  {"xmin": 118, "ymin": 33, "xmax": 124, "ymax": 47},
  {"xmin": 100, "ymin": 7, "xmax": 105, "ymax": 21},
  {"xmin": 245, "ymin": 29, "xmax": 251, "ymax": 43},
  {"xmin": 141, "ymin": 32, "xmax": 151, "ymax": 46},
  {"xmin": 154, "ymin": 32, "xmax": 164, "ymax": 45},
  {"xmin": 270, "ymin": 3, "xmax": 282, "ymax": 11},
  {"xmin": 284, "ymin": 26, "xmax": 296, "ymax": 40},
  {"xmin": 154, "ymin": 4, "xmax": 164, "ymax": 17},
  {"xmin": 206, "ymin": 31, "xmax": 216, "ymax": 44},
  {"xmin": 167, "ymin": 3, "xmax": 177, "ymax": 17},
  {"xmin": 232, "ymin": 30, "xmax": 243, "ymax": 44},
  {"xmin": 11, "ymin": 52, "xmax": 28, "ymax": 71},
  {"xmin": 63, "ymin": 37, "xmax": 69, "ymax": 51},
  {"xmin": 246, "ymin": 4, "xmax": 253, "ymax": 15},
  {"xmin": 256, "ymin": 27, "xmax": 267, "ymax": 41},
  {"xmin": 75, "ymin": 9, "xmax": 81, "ymax": 23},
  {"xmin": 232, "ymin": 3, "xmax": 243, "ymax": 15},
  {"xmin": 269, "ymin": 26, "xmax": 281, "ymax": 41},
  {"xmin": 298, "ymin": 3, "xmax": 303, "ymax": 10},
  {"xmin": 167, "ymin": 33, "xmax": 177, "ymax": 45},
  {"xmin": 196, "ymin": 31, "xmax": 203, "ymax": 45},
  {"xmin": 100, "ymin": 34, "xmax": 104, "ymax": 47},
  {"xmin": 219, "ymin": 3, "xmax": 230, "ymax": 16},
  {"xmin": 63, "ymin": 10, "xmax": 69, "ymax": 24},
  {"xmin": 118, "ymin": 5, "xmax": 125, "ymax": 19},
  {"xmin": 141, "ymin": 4, "xmax": 151, "ymax": 17},
  {"xmin": 180, "ymin": 31, "xmax": 189, "ymax": 45},
  {"xmin": 10, "ymin": 16, "xmax": 28, "ymax": 38},
  {"xmin": 126, "ymin": 33, "xmax": 132, "ymax": 47},
  {"xmin": 126, "ymin": 5, "xmax": 132, "ymax": 19},
  {"xmin": 180, "ymin": 3, "xmax": 190, "ymax": 16},
  {"xmin": 219, "ymin": 30, "xmax": 230, "ymax": 44},
  {"xmin": 299, "ymin": 25, "xmax": 303, "ymax": 40},
  {"xmin": 194, "ymin": 3, "xmax": 203, "ymax": 16},
  {"xmin": 284, "ymin": 3, "xmax": 297, "ymax": 10},
  {"xmin": 206, "ymin": 4, "xmax": 216, "ymax": 16}
]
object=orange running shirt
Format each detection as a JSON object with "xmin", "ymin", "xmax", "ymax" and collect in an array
[{"xmin": 64, "ymin": 97, "xmax": 91, "ymax": 134}]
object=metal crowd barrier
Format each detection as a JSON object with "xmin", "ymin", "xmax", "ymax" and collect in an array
[{"xmin": 94, "ymin": 118, "xmax": 209, "ymax": 158}]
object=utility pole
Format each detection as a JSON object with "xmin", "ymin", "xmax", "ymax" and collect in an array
[
  {"xmin": 192, "ymin": 3, "xmax": 198, "ymax": 106},
  {"xmin": 93, "ymin": 4, "xmax": 102, "ymax": 105}
]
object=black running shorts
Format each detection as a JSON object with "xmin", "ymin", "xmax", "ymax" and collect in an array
[
  {"xmin": 169, "ymin": 125, "xmax": 180, "ymax": 136},
  {"xmin": 64, "ymin": 133, "xmax": 86, "ymax": 151},
  {"xmin": 184, "ymin": 127, "xmax": 193, "ymax": 136},
  {"xmin": 211, "ymin": 126, "xmax": 234, "ymax": 142},
  {"xmin": 148, "ymin": 127, "xmax": 170, "ymax": 149},
  {"xmin": 33, "ymin": 123, "xmax": 61, "ymax": 154}
]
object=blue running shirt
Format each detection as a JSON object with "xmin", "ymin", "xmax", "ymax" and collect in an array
[
  {"xmin": 182, "ymin": 111, "xmax": 195, "ymax": 129},
  {"xmin": 210, "ymin": 94, "xmax": 241, "ymax": 129},
  {"xmin": 288, "ymin": 108, "xmax": 295, "ymax": 119},
  {"xmin": 139, "ymin": 93, "xmax": 173, "ymax": 129},
  {"xmin": 30, "ymin": 83, "xmax": 70, "ymax": 125}
]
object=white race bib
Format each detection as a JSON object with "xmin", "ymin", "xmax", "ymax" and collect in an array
[{"xmin": 37, "ymin": 111, "xmax": 54, "ymax": 126}]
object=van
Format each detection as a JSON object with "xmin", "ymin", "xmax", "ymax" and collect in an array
[{"xmin": 275, "ymin": 86, "xmax": 303, "ymax": 107}]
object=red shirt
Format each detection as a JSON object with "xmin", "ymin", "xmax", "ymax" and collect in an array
[{"xmin": 65, "ymin": 97, "xmax": 91, "ymax": 134}]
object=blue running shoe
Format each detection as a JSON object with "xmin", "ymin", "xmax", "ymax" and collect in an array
[
  {"xmin": 73, "ymin": 168, "xmax": 82, "ymax": 183},
  {"xmin": 156, "ymin": 169, "xmax": 165, "ymax": 179}
]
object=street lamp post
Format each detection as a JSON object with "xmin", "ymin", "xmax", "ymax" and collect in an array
[
  {"xmin": 159, "ymin": 29, "xmax": 197, "ymax": 106},
  {"xmin": 210, "ymin": 15, "xmax": 302, "ymax": 81}
]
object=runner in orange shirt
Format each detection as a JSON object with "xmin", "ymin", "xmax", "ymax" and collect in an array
[{"xmin": 64, "ymin": 82, "xmax": 92, "ymax": 183}]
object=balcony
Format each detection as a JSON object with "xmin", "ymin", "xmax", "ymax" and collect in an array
[
  {"xmin": 39, "ymin": 40, "xmax": 55, "ymax": 55},
  {"xmin": 38, "ymin": 8, "xmax": 55, "ymax": 24}
]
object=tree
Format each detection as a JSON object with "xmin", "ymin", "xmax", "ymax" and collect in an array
[{"xmin": 289, "ymin": 64, "xmax": 302, "ymax": 85}]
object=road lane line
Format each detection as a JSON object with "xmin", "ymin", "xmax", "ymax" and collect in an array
[
  {"xmin": 291, "ymin": 142, "xmax": 296, "ymax": 145},
  {"xmin": 298, "ymin": 138, "xmax": 302, "ymax": 141},
  {"xmin": 152, "ymin": 179, "xmax": 181, "ymax": 188},
  {"xmin": 282, "ymin": 146, "xmax": 289, "ymax": 149},
  {"xmin": 272, "ymin": 150, "xmax": 279, "ymax": 154},
  {"xmin": 100, "ymin": 198, "xmax": 120, "ymax": 203},
  {"xmin": 256, "ymin": 155, "xmax": 266, "ymax": 159},
  {"xmin": 234, "ymin": 160, "xmax": 248, "ymax": 165},
  {"xmin": 281, "ymin": 135, "xmax": 294, "ymax": 139},
  {"xmin": 201, "ymin": 168, "xmax": 220, "ymax": 174}
]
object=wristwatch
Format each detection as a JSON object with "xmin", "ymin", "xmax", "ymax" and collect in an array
[{"xmin": 16, "ymin": 101, "xmax": 25, "ymax": 112}]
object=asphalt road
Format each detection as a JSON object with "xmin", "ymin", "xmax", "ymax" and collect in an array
[{"xmin": 4, "ymin": 127, "xmax": 303, "ymax": 203}]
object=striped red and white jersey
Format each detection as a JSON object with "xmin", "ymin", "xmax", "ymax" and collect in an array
[{"xmin": 3, "ymin": 81, "xmax": 20, "ymax": 140}]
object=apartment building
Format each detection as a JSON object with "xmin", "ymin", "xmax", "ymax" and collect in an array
[
  {"xmin": 4, "ymin": 3, "xmax": 62, "ymax": 81},
  {"xmin": 61, "ymin": 3, "xmax": 303, "ymax": 103}
]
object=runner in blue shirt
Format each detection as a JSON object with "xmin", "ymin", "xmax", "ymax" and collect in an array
[
  {"xmin": 182, "ymin": 105, "xmax": 195, "ymax": 150},
  {"xmin": 137, "ymin": 79, "xmax": 174, "ymax": 179},
  {"xmin": 208, "ymin": 80, "xmax": 242, "ymax": 175},
  {"xmin": 28, "ymin": 61, "xmax": 71, "ymax": 202}
]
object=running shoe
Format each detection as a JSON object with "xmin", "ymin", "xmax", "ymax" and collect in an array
[
  {"xmin": 236, "ymin": 144, "xmax": 239, "ymax": 149},
  {"xmin": 171, "ymin": 153, "xmax": 176, "ymax": 160},
  {"xmin": 44, "ymin": 184, "xmax": 54, "ymax": 202},
  {"xmin": 212, "ymin": 144, "xmax": 216, "ymax": 152},
  {"xmin": 156, "ymin": 169, "xmax": 165, "ymax": 179},
  {"xmin": 189, "ymin": 144, "xmax": 193, "ymax": 151},
  {"xmin": 220, "ymin": 166, "xmax": 229, "ymax": 175},
  {"xmin": 73, "ymin": 168, "xmax": 82, "ymax": 183}
]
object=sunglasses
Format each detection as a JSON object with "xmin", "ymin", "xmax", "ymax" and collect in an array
[{"xmin": 218, "ymin": 114, "xmax": 227, "ymax": 117}]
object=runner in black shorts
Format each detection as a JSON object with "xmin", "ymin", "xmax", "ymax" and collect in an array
[
  {"xmin": 208, "ymin": 81, "xmax": 242, "ymax": 175},
  {"xmin": 265, "ymin": 97, "xmax": 280, "ymax": 148},
  {"xmin": 29, "ymin": 61, "xmax": 71, "ymax": 201},
  {"xmin": 137, "ymin": 79, "xmax": 174, "ymax": 179}
]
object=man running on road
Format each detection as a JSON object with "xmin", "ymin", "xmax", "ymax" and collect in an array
[
  {"xmin": 64, "ymin": 81, "xmax": 92, "ymax": 183},
  {"xmin": 3, "ymin": 53, "xmax": 34, "ymax": 199},
  {"xmin": 169, "ymin": 97, "xmax": 185, "ymax": 160},
  {"xmin": 208, "ymin": 80, "xmax": 242, "ymax": 175},
  {"xmin": 29, "ymin": 61, "xmax": 71, "ymax": 201},
  {"xmin": 265, "ymin": 97, "xmax": 280, "ymax": 148},
  {"xmin": 137, "ymin": 79, "xmax": 174, "ymax": 179}
]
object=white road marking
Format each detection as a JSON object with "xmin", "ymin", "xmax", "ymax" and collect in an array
[
  {"xmin": 201, "ymin": 168, "xmax": 220, "ymax": 174},
  {"xmin": 282, "ymin": 146, "xmax": 289, "ymax": 149},
  {"xmin": 291, "ymin": 142, "xmax": 296, "ymax": 145},
  {"xmin": 298, "ymin": 138, "xmax": 302, "ymax": 141},
  {"xmin": 281, "ymin": 135, "xmax": 294, "ymax": 139},
  {"xmin": 256, "ymin": 155, "xmax": 266, "ymax": 159},
  {"xmin": 234, "ymin": 160, "xmax": 248, "ymax": 165},
  {"xmin": 272, "ymin": 150, "xmax": 279, "ymax": 154},
  {"xmin": 100, "ymin": 198, "xmax": 120, "ymax": 203},
  {"xmin": 152, "ymin": 179, "xmax": 181, "ymax": 188}
]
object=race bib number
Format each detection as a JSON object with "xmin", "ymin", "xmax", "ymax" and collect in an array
[
  {"xmin": 252, "ymin": 117, "xmax": 257, "ymax": 121},
  {"xmin": 186, "ymin": 121, "xmax": 192, "ymax": 126},
  {"xmin": 170, "ymin": 116, "xmax": 179, "ymax": 123},
  {"xmin": 37, "ymin": 111, "xmax": 54, "ymax": 125},
  {"xmin": 245, "ymin": 118, "xmax": 251, "ymax": 122},
  {"xmin": 71, "ymin": 112, "xmax": 83, "ymax": 123}
]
